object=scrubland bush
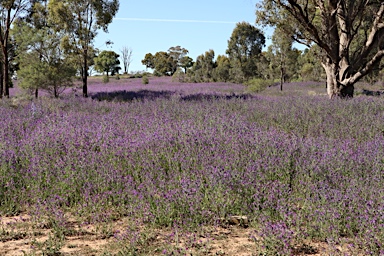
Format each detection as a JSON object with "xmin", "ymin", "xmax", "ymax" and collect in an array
[
  {"xmin": 142, "ymin": 75, "xmax": 149, "ymax": 84},
  {"xmin": 102, "ymin": 75, "xmax": 109, "ymax": 83},
  {"xmin": 244, "ymin": 78, "xmax": 273, "ymax": 93}
]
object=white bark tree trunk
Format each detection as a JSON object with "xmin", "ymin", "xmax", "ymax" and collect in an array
[{"xmin": 322, "ymin": 60, "xmax": 354, "ymax": 99}]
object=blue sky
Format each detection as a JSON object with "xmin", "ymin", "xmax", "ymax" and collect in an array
[{"xmin": 95, "ymin": 0, "xmax": 269, "ymax": 73}]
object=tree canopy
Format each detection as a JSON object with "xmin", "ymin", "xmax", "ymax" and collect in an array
[
  {"xmin": 94, "ymin": 50, "xmax": 121, "ymax": 76},
  {"xmin": 0, "ymin": 0, "xmax": 31, "ymax": 98},
  {"xmin": 226, "ymin": 21, "xmax": 265, "ymax": 83},
  {"xmin": 256, "ymin": 0, "xmax": 384, "ymax": 98},
  {"xmin": 142, "ymin": 46, "xmax": 192, "ymax": 76},
  {"xmin": 48, "ymin": 0, "xmax": 119, "ymax": 97}
]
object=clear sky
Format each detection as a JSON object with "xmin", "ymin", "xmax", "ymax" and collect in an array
[{"xmin": 94, "ymin": 0, "xmax": 268, "ymax": 73}]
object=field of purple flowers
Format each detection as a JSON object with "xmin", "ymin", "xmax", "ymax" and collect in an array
[{"xmin": 1, "ymin": 77, "xmax": 384, "ymax": 255}]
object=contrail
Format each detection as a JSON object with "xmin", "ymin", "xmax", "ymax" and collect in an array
[{"xmin": 115, "ymin": 17, "xmax": 237, "ymax": 24}]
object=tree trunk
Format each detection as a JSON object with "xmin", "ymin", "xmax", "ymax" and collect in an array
[
  {"xmin": 280, "ymin": 65, "xmax": 284, "ymax": 91},
  {"xmin": 0, "ymin": 62, "xmax": 3, "ymax": 98},
  {"xmin": 2, "ymin": 50, "xmax": 9, "ymax": 98},
  {"xmin": 82, "ymin": 50, "xmax": 88, "ymax": 98},
  {"xmin": 323, "ymin": 61, "xmax": 354, "ymax": 98}
]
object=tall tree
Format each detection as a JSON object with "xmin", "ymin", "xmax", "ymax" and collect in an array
[
  {"xmin": 214, "ymin": 55, "xmax": 231, "ymax": 82},
  {"xmin": 168, "ymin": 46, "xmax": 189, "ymax": 74},
  {"xmin": 256, "ymin": 0, "xmax": 384, "ymax": 98},
  {"xmin": 14, "ymin": 1, "xmax": 76, "ymax": 98},
  {"xmin": 142, "ymin": 46, "xmax": 192, "ymax": 76},
  {"xmin": 48, "ymin": 0, "xmax": 119, "ymax": 97},
  {"xmin": 141, "ymin": 51, "xmax": 174, "ymax": 76},
  {"xmin": 188, "ymin": 49, "xmax": 216, "ymax": 82},
  {"xmin": 14, "ymin": 0, "xmax": 48, "ymax": 98},
  {"xmin": 270, "ymin": 26, "xmax": 299, "ymax": 90},
  {"xmin": 298, "ymin": 46, "xmax": 325, "ymax": 82},
  {"xmin": 0, "ymin": 0, "xmax": 30, "ymax": 98},
  {"xmin": 120, "ymin": 46, "xmax": 132, "ymax": 74},
  {"xmin": 226, "ymin": 21, "xmax": 265, "ymax": 83},
  {"xmin": 179, "ymin": 56, "xmax": 193, "ymax": 73}
]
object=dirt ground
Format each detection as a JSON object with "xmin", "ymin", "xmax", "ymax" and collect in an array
[{"xmin": 0, "ymin": 214, "xmax": 361, "ymax": 255}]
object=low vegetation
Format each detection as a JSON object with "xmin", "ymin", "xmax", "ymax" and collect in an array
[{"xmin": 1, "ymin": 77, "xmax": 383, "ymax": 255}]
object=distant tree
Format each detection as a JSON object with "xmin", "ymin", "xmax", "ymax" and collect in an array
[
  {"xmin": 142, "ymin": 53, "xmax": 155, "ymax": 70},
  {"xmin": 189, "ymin": 49, "xmax": 216, "ymax": 82},
  {"xmin": 226, "ymin": 22, "xmax": 265, "ymax": 83},
  {"xmin": 269, "ymin": 26, "xmax": 300, "ymax": 90},
  {"xmin": 168, "ymin": 46, "xmax": 189, "ymax": 73},
  {"xmin": 18, "ymin": 52, "xmax": 75, "ymax": 98},
  {"xmin": 48, "ymin": 0, "xmax": 119, "ymax": 97},
  {"xmin": 179, "ymin": 56, "xmax": 194, "ymax": 73},
  {"xmin": 257, "ymin": 51, "xmax": 273, "ymax": 80},
  {"xmin": 153, "ymin": 51, "xmax": 173, "ymax": 76},
  {"xmin": 94, "ymin": 50, "xmax": 121, "ymax": 77},
  {"xmin": 298, "ymin": 46, "xmax": 325, "ymax": 82},
  {"xmin": 120, "ymin": 46, "xmax": 132, "ymax": 74},
  {"xmin": 142, "ymin": 46, "xmax": 193, "ymax": 76},
  {"xmin": 0, "ymin": 0, "xmax": 31, "ymax": 98},
  {"xmin": 214, "ymin": 55, "xmax": 231, "ymax": 82},
  {"xmin": 256, "ymin": 0, "xmax": 384, "ymax": 98},
  {"xmin": 142, "ymin": 51, "xmax": 174, "ymax": 76},
  {"xmin": 13, "ymin": 0, "xmax": 47, "ymax": 98}
]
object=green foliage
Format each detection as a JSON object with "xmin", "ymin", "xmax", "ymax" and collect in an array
[
  {"xmin": 179, "ymin": 56, "xmax": 194, "ymax": 73},
  {"xmin": 142, "ymin": 53, "xmax": 154, "ymax": 69},
  {"xmin": 48, "ymin": 0, "xmax": 119, "ymax": 97},
  {"xmin": 256, "ymin": 1, "xmax": 384, "ymax": 97},
  {"xmin": 298, "ymin": 47, "xmax": 324, "ymax": 81},
  {"xmin": 214, "ymin": 55, "xmax": 231, "ymax": 82},
  {"xmin": 267, "ymin": 26, "xmax": 301, "ymax": 88},
  {"xmin": 226, "ymin": 22, "xmax": 265, "ymax": 82},
  {"xmin": 142, "ymin": 46, "xmax": 193, "ymax": 77},
  {"xmin": 14, "ymin": 18, "xmax": 76, "ymax": 98},
  {"xmin": 102, "ymin": 75, "xmax": 109, "ymax": 83},
  {"xmin": 0, "ymin": 0, "xmax": 29, "ymax": 97},
  {"xmin": 188, "ymin": 49, "xmax": 216, "ymax": 82},
  {"xmin": 142, "ymin": 75, "xmax": 149, "ymax": 84},
  {"xmin": 94, "ymin": 50, "xmax": 121, "ymax": 76},
  {"xmin": 172, "ymin": 68, "xmax": 186, "ymax": 82},
  {"xmin": 244, "ymin": 78, "xmax": 273, "ymax": 93}
]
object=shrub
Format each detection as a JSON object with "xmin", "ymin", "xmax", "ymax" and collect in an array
[
  {"xmin": 142, "ymin": 75, "xmax": 149, "ymax": 84},
  {"xmin": 102, "ymin": 75, "xmax": 109, "ymax": 83},
  {"xmin": 244, "ymin": 78, "xmax": 273, "ymax": 93},
  {"xmin": 172, "ymin": 68, "xmax": 185, "ymax": 82}
]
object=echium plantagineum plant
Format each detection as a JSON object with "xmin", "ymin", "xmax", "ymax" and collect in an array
[{"xmin": 0, "ymin": 91, "xmax": 383, "ymax": 254}]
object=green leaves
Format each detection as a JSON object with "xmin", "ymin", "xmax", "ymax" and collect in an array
[
  {"xmin": 94, "ymin": 50, "xmax": 121, "ymax": 76},
  {"xmin": 47, "ymin": 0, "xmax": 120, "ymax": 97},
  {"xmin": 226, "ymin": 22, "xmax": 265, "ymax": 82}
]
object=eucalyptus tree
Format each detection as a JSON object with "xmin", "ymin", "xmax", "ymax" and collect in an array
[
  {"xmin": 189, "ymin": 49, "xmax": 216, "ymax": 82},
  {"xmin": 226, "ymin": 21, "xmax": 265, "ymax": 83},
  {"xmin": 270, "ymin": 26, "xmax": 299, "ymax": 90},
  {"xmin": 214, "ymin": 55, "xmax": 231, "ymax": 82},
  {"xmin": 0, "ymin": 0, "xmax": 30, "ymax": 98},
  {"xmin": 13, "ymin": 1, "xmax": 76, "ymax": 98},
  {"xmin": 48, "ymin": 0, "xmax": 119, "ymax": 97},
  {"xmin": 168, "ymin": 46, "xmax": 189, "ymax": 74},
  {"xmin": 94, "ymin": 50, "xmax": 121, "ymax": 76},
  {"xmin": 256, "ymin": 1, "xmax": 384, "ymax": 98}
]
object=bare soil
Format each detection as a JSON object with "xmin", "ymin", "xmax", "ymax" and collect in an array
[{"xmin": 0, "ymin": 214, "xmax": 362, "ymax": 255}]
